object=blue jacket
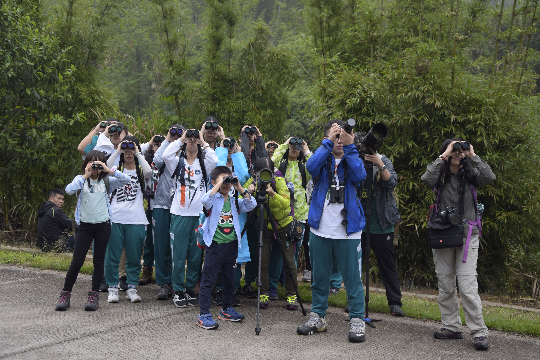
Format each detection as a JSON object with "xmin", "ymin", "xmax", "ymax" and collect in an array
[{"xmin": 306, "ymin": 140, "xmax": 367, "ymax": 236}]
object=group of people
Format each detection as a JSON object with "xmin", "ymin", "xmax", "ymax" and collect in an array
[{"xmin": 47, "ymin": 116, "xmax": 495, "ymax": 349}]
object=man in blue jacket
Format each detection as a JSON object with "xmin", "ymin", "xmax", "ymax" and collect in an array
[{"xmin": 296, "ymin": 120, "xmax": 367, "ymax": 343}]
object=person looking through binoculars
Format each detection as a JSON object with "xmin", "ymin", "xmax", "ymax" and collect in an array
[
  {"xmin": 298, "ymin": 120, "xmax": 368, "ymax": 343},
  {"xmin": 421, "ymin": 139, "xmax": 495, "ymax": 351},
  {"xmin": 163, "ymin": 125, "xmax": 217, "ymax": 308},
  {"xmin": 239, "ymin": 124, "xmax": 268, "ymax": 172},
  {"xmin": 77, "ymin": 119, "xmax": 129, "ymax": 162},
  {"xmin": 265, "ymin": 141, "xmax": 279, "ymax": 158},
  {"xmin": 202, "ymin": 117, "xmax": 225, "ymax": 150}
]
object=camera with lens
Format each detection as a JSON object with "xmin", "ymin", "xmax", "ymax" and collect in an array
[
  {"xmin": 341, "ymin": 118, "xmax": 355, "ymax": 134},
  {"xmin": 223, "ymin": 175, "xmax": 239, "ymax": 185},
  {"xmin": 121, "ymin": 141, "xmax": 136, "ymax": 151},
  {"xmin": 91, "ymin": 163, "xmax": 104, "ymax": 170},
  {"xmin": 439, "ymin": 206, "xmax": 461, "ymax": 225},
  {"xmin": 289, "ymin": 137, "xmax": 304, "ymax": 151},
  {"xmin": 356, "ymin": 123, "xmax": 389, "ymax": 158},
  {"xmin": 452, "ymin": 141, "xmax": 470, "ymax": 152},
  {"xmin": 223, "ymin": 138, "xmax": 236, "ymax": 149},
  {"xmin": 329, "ymin": 179, "xmax": 345, "ymax": 204},
  {"xmin": 255, "ymin": 168, "xmax": 274, "ymax": 198}
]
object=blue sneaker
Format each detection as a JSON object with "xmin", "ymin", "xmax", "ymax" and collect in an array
[
  {"xmin": 197, "ymin": 313, "xmax": 219, "ymax": 330},
  {"xmin": 218, "ymin": 307, "xmax": 245, "ymax": 322},
  {"xmin": 268, "ymin": 288, "xmax": 279, "ymax": 300}
]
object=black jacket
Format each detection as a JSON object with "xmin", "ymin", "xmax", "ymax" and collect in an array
[{"xmin": 37, "ymin": 201, "xmax": 75, "ymax": 242}]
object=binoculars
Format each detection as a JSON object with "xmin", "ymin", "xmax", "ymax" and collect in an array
[
  {"xmin": 223, "ymin": 176, "xmax": 239, "ymax": 185},
  {"xmin": 91, "ymin": 163, "xmax": 104, "ymax": 170},
  {"xmin": 121, "ymin": 141, "xmax": 136, "ymax": 151},
  {"xmin": 223, "ymin": 139, "xmax": 236, "ymax": 149},
  {"xmin": 153, "ymin": 135, "xmax": 165, "ymax": 143},
  {"xmin": 108, "ymin": 125, "xmax": 123, "ymax": 134},
  {"xmin": 453, "ymin": 141, "xmax": 470, "ymax": 152},
  {"xmin": 186, "ymin": 129, "xmax": 199, "ymax": 138},
  {"xmin": 289, "ymin": 137, "xmax": 304, "ymax": 151},
  {"xmin": 266, "ymin": 142, "xmax": 278, "ymax": 149},
  {"xmin": 170, "ymin": 127, "xmax": 183, "ymax": 136},
  {"xmin": 205, "ymin": 122, "xmax": 218, "ymax": 130},
  {"xmin": 244, "ymin": 126, "xmax": 257, "ymax": 134},
  {"xmin": 100, "ymin": 121, "xmax": 111, "ymax": 128},
  {"xmin": 329, "ymin": 180, "xmax": 345, "ymax": 204}
]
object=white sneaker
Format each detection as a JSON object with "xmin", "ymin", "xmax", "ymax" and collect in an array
[
  {"xmin": 108, "ymin": 287, "xmax": 119, "ymax": 303},
  {"xmin": 126, "ymin": 288, "xmax": 142, "ymax": 303},
  {"xmin": 302, "ymin": 270, "xmax": 312, "ymax": 282}
]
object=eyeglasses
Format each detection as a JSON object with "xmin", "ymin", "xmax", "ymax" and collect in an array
[
  {"xmin": 170, "ymin": 127, "xmax": 183, "ymax": 136},
  {"xmin": 244, "ymin": 126, "xmax": 258, "ymax": 134},
  {"xmin": 223, "ymin": 139, "xmax": 236, "ymax": 149},
  {"xmin": 205, "ymin": 122, "xmax": 218, "ymax": 130},
  {"xmin": 267, "ymin": 143, "xmax": 278, "ymax": 149},
  {"xmin": 186, "ymin": 129, "xmax": 200, "ymax": 138},
  {"xmin": 108, "ymin": 125, "xmax": 123, "ymax": 134},
  {"xmin": 120, "ymin": 141, "xmax": 136, "ymax": 151}
]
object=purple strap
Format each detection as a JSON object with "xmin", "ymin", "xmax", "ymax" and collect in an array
[{"xmin": 462, "ymin": 219, "xmax": 481, "ymax": 263}]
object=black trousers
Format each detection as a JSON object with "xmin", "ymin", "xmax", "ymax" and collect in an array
[
  {"xmin": 63, "ymin": 221, "xmax": 111, "ymax": 292},
  {"xmin": 362, "ymin": 232, "xmax": 402, "ymax": 307}
]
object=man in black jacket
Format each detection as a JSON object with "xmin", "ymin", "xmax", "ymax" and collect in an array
[{"xmin": 37, "ymin": 189, "xmax": 76, "ymax": 252}]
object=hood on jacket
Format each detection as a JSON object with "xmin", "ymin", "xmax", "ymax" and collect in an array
[{"xmin": 38, "ymin": 201, "xmax": 55, "ymax": 217}]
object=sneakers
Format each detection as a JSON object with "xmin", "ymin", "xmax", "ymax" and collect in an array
[
  {"xmin": 473, "ymin": 336, "xmax": 490, "ymax": 350},
  {"xmin": 297, "ymin": 312, "xmax": 327, "ymax": 335},
  {"xmin": 259, "ymin": 293, "xmax": 270, "ymax": 309},
  {"xmin": 219, "ymin": 307, "xmax": 245, "ymax": 322},
  {"xmin": 329, "ymin": 287, "xmax": 340, "ymax": 296},
  {"xmin": 349, "ymin": 318, "xmax": 366, "ymax": 343},
  {"xmin": 139, "ymin": 266, "xmax": 153, "ymax": 285},
  {"xmin": 157, "ymin": 283, "xmax": 172, "ymax": 300},
  {"xmin": 286, "ymin": 294, "xmax": 299, "ymax": 310},
  {"xmin": 85, "ymin": 291, "xmax": 99, "ymax": 311},
  {"xmin": 390, "ymin": 305, "xmax": 405, "ymax": 317},
  {"xmin": 434, "ymin": 328, "xmax": 464, "ymax": 339},
  {"xmin": 55, "ymin": 290, "xmax": 71, "ymax": 311},
  {"xmin": 107, "ymin": 287, "xmax": 119, "ymax": 303},
  {"xmin": 99, "ymin": 278, "xmax": 108, "ymax": 292},
  {"xmin": 119, "ymin": 276, "xmax": 128, "ymax": 291},
  {"xmin": 302, "ymin": 270, "xmax": 312, "ymax": 282},
  {"xmin": 213, "ymin": 289, "xmax": 223, "ymax": 306},
  {"xmin": 197, "ymin": 313, "xmax": 219, "ymax": 330},
  {"xmin": 173, "ymin": 291, "xmax": 187, "ymax": 308},
  {"xmin": 185, "ymin": 290, "xmax": 198, "ymax": 306},
  {"xmin": 268, "ymin": 288, "xmax": 279, "ymax": 300},
  {"xmin": 126, "ymin": 288, "xmax": 142, "ymax": 303},
  {"xmin": 242, "ymin": 283, "xmax": 256, "ymax": 298}
]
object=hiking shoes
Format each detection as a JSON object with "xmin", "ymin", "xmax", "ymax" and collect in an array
[
  {"xmin": 55, "ymin": 290, "xmax": 71, "ymax": 311},
  {"xmin": 185, "ymin": 290, "xmax": 198, "ymax": 306},
  {"xmin": 390, "ymin": 305, "xmax": 405, "ymax": 317},
  {"xmin": 119, "ymin": 276, "xmax": 128, "ymax": 291},
  {"xmin": 99, "ymin": 278, "xmax": 108, "ymax": 292},
  {"xmin": 349, "ymin": 318, "xmax": 366, "ymax": 343},
  {"xmin": 126, "ymin": 288, "xmax": 142, "ymax": 303},
  {"xmin": 286, "ymin": 294, "xmax": 299, "ymax": 310},
  {"xmin": 219, "ymin": 307, "xmax": 245, "ymax": 322},
  {"xmin": 243, "ymin": 283, "xmax": 256, "ymax": 298},
  {"xmin": 473, "ymin": 336, "xmax": 490, "ymax": 350},
  {"xmin": 173, "ymin": 291, "xmax": 187, "ymax": 308},
  {"xmin": 302, "ymin": 270, "xmax": 312, "ymax": 282},
  {"xmin": 297, "ymin": 312, "xmax": 327, "ymax": 335},
  {"xmin": 197, "ymin": 313, "xmax": 219, "ymax": 330},
  {"xmin": 213, "ymin": 290, "xmax": 223, "ymax": 306},
  {"xmin": 259, "ymin": 293, "xmax": 269, "ymax": 309},
  {"xmin": 434, "ymin": 328, "xmax": 464, "ymax": 339},
  {"xmin": 268, "ymin": 288, "xmax": 279, "ymax": 300},
  {"xmin": 138, "ymin": 266, "xmax": 153, "ymax": 285},
  {"xmin": 157, "ymin": 283, "xmax": 172, "ymax": 300},
  {"xmin": 107, "ymin": 287, "xmax": 119, "ymax": 303},
  {"xmin": 85, "ymin": 291, "xmax": 99, "ymax": 311}
]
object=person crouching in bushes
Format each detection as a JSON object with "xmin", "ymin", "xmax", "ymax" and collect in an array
[
  {"xmin": 104, "ymin": 136, "xmax": 153, "ymax": 303},
  {"xmin": 196, "ymin": 166, "xmax": 257, "ymax": 329},
  {"xmin": 421, "ymin": 138, "xmax": 495, "ymax": 351},
  {"xmin": 244, "ymin": 157, "xmax": 300, "ymax": 310},
  {"xmin": 55, "ymin": 150, "xmax": 131, "ymax": 311}
]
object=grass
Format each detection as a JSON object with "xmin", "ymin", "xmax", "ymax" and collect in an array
[{"xmin": 2, "ymin": 248, "xmax": 539, "ymax": 337}]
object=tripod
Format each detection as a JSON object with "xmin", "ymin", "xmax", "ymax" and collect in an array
[
  {"xmin": 363, "ymin": 159, "xmax": 382, "ymax": 328},
  {"xmin": 242, "ymin": 191, "xmax": 307, "ymax": 335}
]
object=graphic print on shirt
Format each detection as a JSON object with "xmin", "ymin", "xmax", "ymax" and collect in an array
[
  {"xmin": 218, "ymin": 208, "xmax": 234, "ymax": 236},
  {"xmin": 176, "ymin": 166, "xmax": 205, "ymax": 208},
  {"xmin": 116, "ymin": 175, "xmax": 139, "ymax": 203},
  {"xmin": 82, "ymin": 180, "xmax": 106, "ymax": 194}
]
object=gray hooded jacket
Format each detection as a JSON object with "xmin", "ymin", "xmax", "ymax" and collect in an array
[{"xmin": 153, "ymin": 140, "xmax": 175, "ymax": 209}]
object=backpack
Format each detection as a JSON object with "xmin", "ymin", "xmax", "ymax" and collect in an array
[{"xmin": 278, "ymin": 160, "xmax": 307, "ymax": 190}]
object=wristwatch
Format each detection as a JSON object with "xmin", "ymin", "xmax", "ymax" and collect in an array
[
  {"xmin": 379, "ymin": 164, "xmax": 387, "ymax": 172},
  {"xmin": 241, "ymin": 189, "xmax": 249, "ymax": 197}
]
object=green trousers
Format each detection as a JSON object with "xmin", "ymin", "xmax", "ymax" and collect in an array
[
  {"xmin": 105, "ymin": 223, "xmax": 146, "ymax": 286},
  {"xmin": 170, "ymin": 215, "xmax": 202, "ymax": 292}
]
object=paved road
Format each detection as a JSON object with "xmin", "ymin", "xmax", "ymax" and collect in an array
[{"xmin": 1, "ymin": 264, "xmax": 539, "ymax": 360}]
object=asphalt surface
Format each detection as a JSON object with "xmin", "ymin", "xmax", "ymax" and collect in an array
[{"xmin": 1, "ymin": 264, "xmax": 539, "ymax": 360}]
